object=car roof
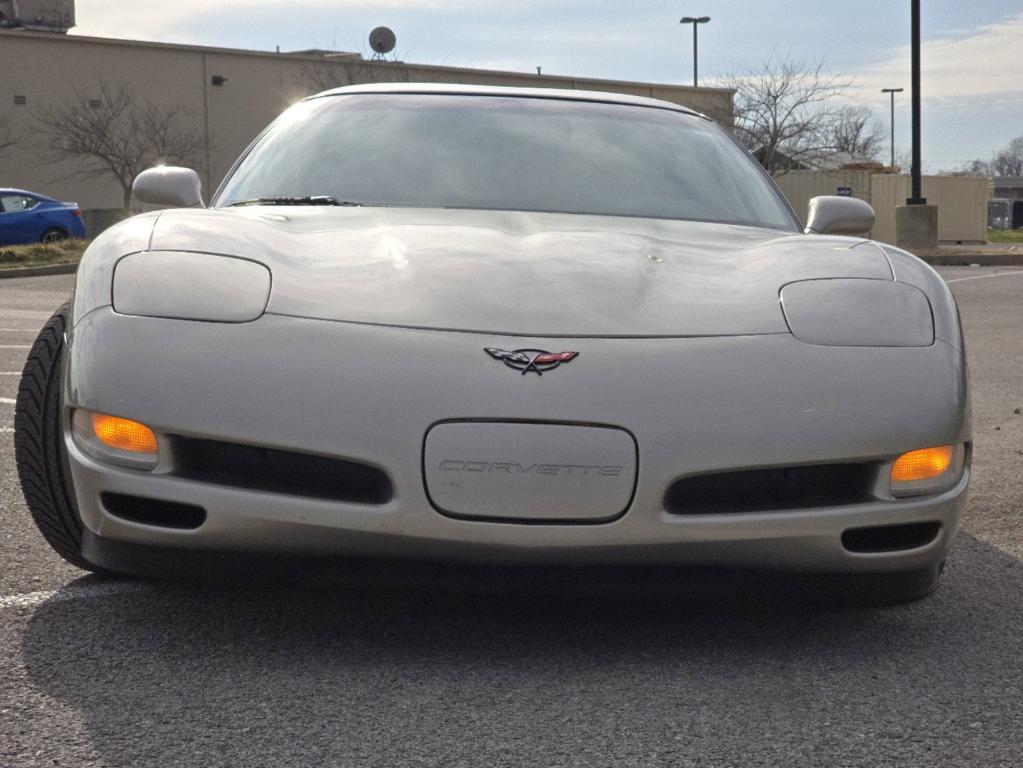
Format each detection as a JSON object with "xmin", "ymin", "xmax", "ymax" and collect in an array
[
  {"xmin": 309, "ymin": 83, "xmax": 709, "ymax": 120},
  {"xmin": 0, "ymin": 188, "xmax": 52, "ymax": 201}
]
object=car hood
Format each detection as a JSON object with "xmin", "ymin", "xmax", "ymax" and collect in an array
[{"xmin": 150, "ymin": 207, "xmax": 893, "ymax": 337}]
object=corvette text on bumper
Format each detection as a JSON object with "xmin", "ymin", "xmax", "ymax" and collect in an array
[{"xmin": 438, "ymin": 461, "xmax": 624, "ymax": 477}]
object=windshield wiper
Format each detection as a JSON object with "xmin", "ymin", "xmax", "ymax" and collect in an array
[{"xmin": 227, "ymin": 196, "xmax": 362, "ymax": 207}]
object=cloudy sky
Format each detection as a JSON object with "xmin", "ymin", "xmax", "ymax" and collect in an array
[{"xmin": 73, "ymin": 0, "xmax": 1023, "ymax": 171}]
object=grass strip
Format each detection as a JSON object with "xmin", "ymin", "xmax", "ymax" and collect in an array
[{"xmin": 0, "ymin": 240, "xmax": 87, "ymax": 269}]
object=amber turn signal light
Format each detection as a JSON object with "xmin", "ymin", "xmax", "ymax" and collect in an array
[
  {"xmin": 91, "ymin": 413, "xmax": 159, "ymax": 454},
  {"xmin": 890, "ymin": 445, "xmax": 955, "ymax": 484}
]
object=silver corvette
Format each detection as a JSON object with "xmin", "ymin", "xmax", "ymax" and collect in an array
[{"xmin": 15, "ymin": 85, "xmax": 970, "ymax": 601}]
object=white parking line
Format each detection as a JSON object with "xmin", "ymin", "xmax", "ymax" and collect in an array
[
  {"xmin": 0, "ymin": 581, "xmax": 150, "ymax": 611},
  {"xmin": 946, "ymin": 270, "xmax": 1023, "ymax": 284},
  {"xmin": 1, "ymin": 397, "xmax": 15, "ymax": 404},
  {"xmin": 0, "ymin": 345, "xmax": 30, "ymax": 349},
  {"xmin": 1, "ymin": 427, "xmax": 13, "ymax": 434},
  {"xmin": 0, "ymin": 372, "xmax": 21, "ymax": 375}
]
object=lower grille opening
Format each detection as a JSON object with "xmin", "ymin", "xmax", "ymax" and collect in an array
[
  {"xmin": 841, "ymin": 522, "xmax": 942, "ymax": 554},
  {"xmin": 101, "ymin": 492, "xmax": 206, "ymax": 530},
  {"xmin": 664, "ymin": 462, "xmax": 878, "ymax": 515},
  {"xmin": 172, "ymin": 437, "xmax": 393, "ymax": 505}
]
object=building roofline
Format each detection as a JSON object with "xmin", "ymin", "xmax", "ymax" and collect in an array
[{"xmin": 0, "ymin": 28, "xmax": 734, "ymax": 96}]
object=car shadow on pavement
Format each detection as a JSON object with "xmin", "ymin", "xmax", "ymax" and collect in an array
[{"xmin": 18, "ymin": 534, "xmax": 1023, "ymax": 767}]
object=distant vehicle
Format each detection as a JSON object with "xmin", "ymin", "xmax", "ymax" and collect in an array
[{"xmin": 0, "ymin": 189, "xmax": 86, "ymax": 246}]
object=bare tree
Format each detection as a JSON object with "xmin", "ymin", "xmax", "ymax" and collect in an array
[
  {"xmin": 33, "ymin": 82, "xmax": 205, "ymax": 209},
  {"xmin": 296, "ymin": 55, "xmax": 415, "ymax": 97},
  {"xmin": 0, "ymin": 114, "xmax": 17, "ymax": 158},
  {"xmin": 961, "ymin": 136, "xmax": 1023, "ymax": 177},
  {"xmin": 829, "ymin": 105, "xmax": 885, "ymax": 161},
  {"xmin": 959, "ymin": 158, "xmax": 991, "ymax": 176},
  {"xmin": 991, "ymin": 136, "xmax": 1023, "ymax": 177},
  {"xmin": 722, "ymin": 54, "xmax": 853, "ymax": 175}
]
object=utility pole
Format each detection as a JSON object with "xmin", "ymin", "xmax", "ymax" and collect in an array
[
  {"xmin": 894, "ymin": 0, "xmax": 936, "ymax": 251},
  {"xmin": 882, "ymin": 87, "xmax": 904, "ymax": 168},
  {"xmin": 908, "ymin": 0, "xmax": 925, "ymax": 204},
  {"xmin": 679, "ymin": 16, "xmax": 710, "ymax": 88}
]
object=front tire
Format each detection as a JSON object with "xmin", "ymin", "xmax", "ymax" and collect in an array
[
  {"xmin": 14, "ymin": 302, "xmax": 102, "ymax": 572},
  {"xmin": 40, "ymin": 228, "xmax": 68, "ymax": 244}
]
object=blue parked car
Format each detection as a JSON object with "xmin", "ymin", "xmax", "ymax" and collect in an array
[{"xmin": 0, "ymin": 189, "xmax": 86, "ymax": 246}]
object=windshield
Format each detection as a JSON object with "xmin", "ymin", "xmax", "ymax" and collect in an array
[{"xmin": 215, "ymin": 93, "xmax": 797, "ymax": 230}]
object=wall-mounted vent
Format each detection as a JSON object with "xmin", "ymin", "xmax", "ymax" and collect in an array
[
  {"xmin": 13, "ymin": 95, "xmax": 27, "ymax": 106},
  {"xmin": 88, "ymin": 98, "xmax": 102, "ymax": 109}
]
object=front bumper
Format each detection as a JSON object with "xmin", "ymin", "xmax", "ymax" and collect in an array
[{"xmin": 65, "ymin": 308, "xmax": 971, "ymax": 573}]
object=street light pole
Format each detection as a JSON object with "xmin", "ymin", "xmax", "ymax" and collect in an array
[
  {"xmin": 882, "ymin": 87, "xmax": 904, "ymax": 169},
  {"xmin": 908, "ymin": 0, "xmax": 925, "ymax": 204},
  {"xmin": 894, "ymin": 0, "xmax": 934, "ymax": 251},
  {"xmin": 679, "ymin": 16, "xmax": 710, "ymax": 88}
]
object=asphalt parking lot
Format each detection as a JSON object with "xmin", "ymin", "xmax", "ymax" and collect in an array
[{"xmin": 1, "ymin": 268, "xmax": 1021, "ymax": 767}]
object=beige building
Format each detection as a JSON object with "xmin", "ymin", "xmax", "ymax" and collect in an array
[
  {"xmin": 0, "ymin": 29, "xmax": 734, "ymax": 216},
  {"xmin": 773, "ymin": 170, "xmax": 990, "ymax": 245}
]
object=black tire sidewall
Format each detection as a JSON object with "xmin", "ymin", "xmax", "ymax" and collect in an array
[
  {"xmin": 40, "ymin": 228, "xmax": 68, "ymax": 244},
  {"xmin": 14, "ymin": 303, "xmax": 101, "ymax": 572}
]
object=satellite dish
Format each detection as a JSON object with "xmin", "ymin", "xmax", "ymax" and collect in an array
[{"xmin": 369, "ymin": 27, "xmax": 396, "ymax": 56}]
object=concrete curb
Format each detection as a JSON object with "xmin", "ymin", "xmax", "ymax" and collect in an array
[
  {"xmin": 920, "ymin": 254, "xmax": 1023, "ymax": 267},
  {"xmin": 0, "ymin": 263, "xmax": 79, "ymax": 280}
]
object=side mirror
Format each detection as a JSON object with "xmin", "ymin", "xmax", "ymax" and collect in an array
[
  {"xmin": 804, "ymin": 196, "xmax": 875, "ymax": 236},
  {"xmin": 132, "ymin": 166, "xmax": 205, "ymax": 209}
]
